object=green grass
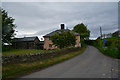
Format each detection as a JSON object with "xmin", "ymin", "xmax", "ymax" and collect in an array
[
  {"xmin": 97, "ymin": 46, "xmax": 119, "ymax": 58},
  {"xmin": 2, "ymin": 49, "xmax": 49, "ymax": 55},
  {"xmin": 105, "ymin": 37, "xmax": 120, "ymax": 40},
  {"xmin": 2, "ymin": 47, "xmax": 85, "ymax": 79}
]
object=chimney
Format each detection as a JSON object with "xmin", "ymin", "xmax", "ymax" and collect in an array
[{"xmin": 61, "ymin": 24, "xmax": 64, "ymax": 30}]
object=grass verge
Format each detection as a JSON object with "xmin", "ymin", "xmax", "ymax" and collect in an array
[
  {"xmin": 2, "ymin": 46, "xmax": 85, "ymax": 79},
  {"xmin": 96, "ymin": 46, "xmax": 119, "ymax": 59}
]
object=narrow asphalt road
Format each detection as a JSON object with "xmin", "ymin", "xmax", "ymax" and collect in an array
[{"xmin": 22, "ymin": 45, "xmax": 119, "ymax": 78}]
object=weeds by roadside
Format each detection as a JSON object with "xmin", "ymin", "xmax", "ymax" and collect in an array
[{"xmin": 85, "ymin": 37, "xmax": 120, "ymax": 59}]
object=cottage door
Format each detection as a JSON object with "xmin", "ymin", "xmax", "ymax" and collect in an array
[{"xmin": 27, "ymin": 43, "xmax": 29, "ymax": 49}]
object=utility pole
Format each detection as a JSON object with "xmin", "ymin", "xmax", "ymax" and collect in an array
[{"xmin": 100, "ymin": 26, "xmax": 102, "ymax": 39}]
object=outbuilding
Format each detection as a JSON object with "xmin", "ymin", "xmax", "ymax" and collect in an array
[{"xmin": 12, "ymin": 36, "xmax": 43, "ymax": 49}]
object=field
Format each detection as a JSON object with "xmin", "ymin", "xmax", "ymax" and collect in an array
[{"xmin": 2, "ymin": 49, "xmax": 50, "ymax": 55}]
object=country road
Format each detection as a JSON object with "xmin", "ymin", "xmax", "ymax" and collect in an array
[{"xmin": 22, "ymin": 45, "xmax": 119, "ymax": 78}]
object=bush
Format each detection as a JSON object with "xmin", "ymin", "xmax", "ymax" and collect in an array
[
  {"xmin": 2, "ymin": 45, "xmax": 13, "ymax": 52},
  {"xmin": 85, "ymin": 38, "xmax": 120, "ymax": 59},
  {"xmin": 84, "ymin": 40, "xmax": 96, "ymax": 46},
  {"xmin": 102, "ymin": 47, "xmax": 119, "ymax": 58},
  {"xmin": 105, "ymin": 40, "xmax": 112, "ymax": 46}
]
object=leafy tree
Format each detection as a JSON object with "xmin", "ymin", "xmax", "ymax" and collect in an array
[
  {"xmin": 2, "ymin": 9, "xmax": 16, "ymax": 45},
  {"xmin": 50, "ymin": 30, "xmax": 76, "ymax": 49},
  {"xmin": 73, "ymin": 23, "xmax": 90, "ymax": 39},
  {"xmin": 96, "ymin": 36, "xmax": 100, "ymax": 40}
]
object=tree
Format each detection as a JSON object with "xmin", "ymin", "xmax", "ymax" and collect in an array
[
  {"xmin": 112, "ymin": 30, "xmax": 119, "ymax": 37},
  {"xmin": 73, "ymin": 23, "xmax": 90, "ymax": 39},
  {"xmin": 2, "ymin": 9, "xmax": 16, "ymax": 45},
  {"xmin": 50, "ymin": 30, "xmax": 76, "ymax": 49},
  {"xmin": 96, "ymin": 36, "xmax": 100, "ymax": 40}
]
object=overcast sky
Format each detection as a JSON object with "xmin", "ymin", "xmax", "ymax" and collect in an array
[{"xmin": 2, "ymin": 2, "xmax": 118, "ymax": 40}]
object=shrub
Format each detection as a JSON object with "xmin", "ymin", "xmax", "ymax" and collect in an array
[
  {"xmin": 85, "ymin": 38, "xmax": 120, "ymax": 59},
  {"xmin": 2, "ymin": 45, "xmax": 13, "ymax": 52}
]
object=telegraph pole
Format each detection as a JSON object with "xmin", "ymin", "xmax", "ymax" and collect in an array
[{"xmin": 100, "ymin": 26, "xmax": 102, "ymax": 39}]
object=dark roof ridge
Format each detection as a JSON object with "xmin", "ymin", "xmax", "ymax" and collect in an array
[
  {"xmin": 13, "ymin": 36, "xmax": 39, "ymax": 42},
  {"xmin": 43, "ymin": 29, "xmax": 80, "ymax": 37}
]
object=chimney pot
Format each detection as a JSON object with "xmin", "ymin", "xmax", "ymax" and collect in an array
[{"xmin": 61, "ymin": 24, "xmax": 64, "ymax": 29}]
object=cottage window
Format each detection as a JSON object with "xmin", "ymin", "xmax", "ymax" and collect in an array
[
  {"xmin": 48, "ymin": 37, "xmax": 51, "ymax": 40},
  {"xmin": 49, "ymin": 44, "xmax": 52, "ymax": 48}
]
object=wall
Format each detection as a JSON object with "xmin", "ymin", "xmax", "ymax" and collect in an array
[
  {"xmin": 2, "ymin": 47, "xmax": 81, "ymax": 64},
  {"xmin": 44, "ymin": 37, "xmax": 57, "ymax": 50},
  {"xmin": 13, "ymin": 42, "xmax": 35, "ymax": 49},
  {"xmin": 12, "ymin": 38, "xmax": 41, "ymax": 49},
  {"xmin": 44, "ymin": 36, "xmax": 81, "ymax": 50},
  {"xmin": 75, "ymin": 35, "xmax": 81, "ymax": 47}
]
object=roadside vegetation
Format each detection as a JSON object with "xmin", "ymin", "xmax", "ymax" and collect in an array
[
  {"xmin": 2, "ymin": 46, "xmax": 85, "ymax": 79},
  {"xmin": 85, "ymin": 37, "xmax": 120, "ymax": 59}
]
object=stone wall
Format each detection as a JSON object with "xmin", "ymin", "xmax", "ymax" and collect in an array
[{"xmin": 2, "ymin": 47, "xmax": 81, "ymax": 64}]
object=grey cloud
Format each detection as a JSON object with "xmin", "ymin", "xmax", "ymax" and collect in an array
[{"xmin": 2, "ymin": 2, "xmax": 118, "ymax": 39}]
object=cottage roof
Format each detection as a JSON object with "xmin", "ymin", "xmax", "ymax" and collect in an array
[
  {"xmin": 43, "ymin": 29, "xmax": 80, "ymax": 37},
  {"xmin": 13, "ymin": 36, "xmax": 39, "ymax": 42}
]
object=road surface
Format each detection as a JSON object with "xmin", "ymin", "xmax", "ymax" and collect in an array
[{"xmin": 22, "ymin": 45, "xmax": 119, "ymax": 78}]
